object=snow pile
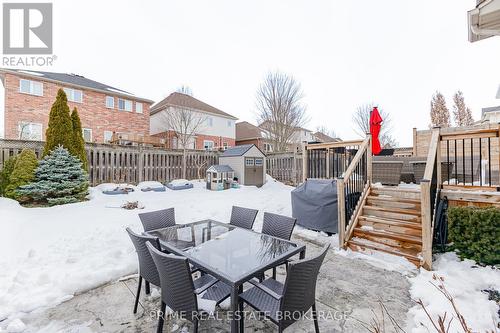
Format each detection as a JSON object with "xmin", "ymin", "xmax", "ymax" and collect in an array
[
  {"xmin": 0, "ymin": 176, "xmax": 294, "ymax": 325},
  {"xmin": 407, "ymin": 252, "xmax": 500, "ymax": 332},
  {"xmin": 135, "ymin": 181, "xmax": 164, "ymax": 190},
  {"xmin": 168, "ymin": 179, "xmax": 192, "ymax": 186}
]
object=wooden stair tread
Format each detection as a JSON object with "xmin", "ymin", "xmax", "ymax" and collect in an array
[
  {"xmin": 363, "ymin": 205, "xmax": 421, "ymax": 216},
  {"xmin": 353, "ymin": 227, "xmax": 423, "ymax": 244},
  {"xmin": 371, "ymin": 186, "xmax": 421, "ymax": 194},
  {"xmin": 348, "ymin": 238, "xmax": 421, "ymax": 264},
  {"xmin": 366, "ymin": 195, "xmax": 421, "ymax": 204},
  {"xmin": 358, "ymin": 215, "xmax": 422, "ymax": 230}
]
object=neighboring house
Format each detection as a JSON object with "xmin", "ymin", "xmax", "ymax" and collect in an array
[
  {"xmin": 0, "ymin": 68, "xmax": 153, "ymax": 143},
  {"xmin": 480, "ymin": 85, "xmax": 500, "ymax": 123},
  {"xmin": 235, "ymin": 121, "xmax": 273, "ymax": 152},
  {"xmin": 150, "ymin": 92, "xmax": 237, "ymax": 150},
  {"xmin": 312, "ymin": 131, "xmax": 341, "ymax": 143},
  {"xmin": 236, "ymin": 120, "xmax": 338, "ymax": 152}
]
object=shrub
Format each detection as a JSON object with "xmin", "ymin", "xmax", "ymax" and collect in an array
[
  {"xmin": 18, "ymin": 146, "xmax": 88, "ymax": 206},
  {"xmin": 4, "ymin": 150, "xmax": 38, "ymax": 199},
  {"xmin": 43, "ymin": 89, "xmax": 74, "ymax": 157},
  {"xmin": 70, "ymin": 107, "xmax": 88, "ymax": 171},
  {"xmin": 448, "ymin": 206, "xmax": 500, "ymax": 265},
  {"xmin": 0, "ymin": 155, "xmax": 17, "ymax": 196}
]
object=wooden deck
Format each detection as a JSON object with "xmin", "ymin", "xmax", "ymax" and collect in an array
[{"xmin": 303, "ymin": 126, "xmax": 500, "ymax": 270}]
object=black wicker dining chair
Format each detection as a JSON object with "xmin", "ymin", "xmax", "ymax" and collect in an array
[
  {"xmin": 138, "ymin": 208, "xmax": 176, "ymax": 232},
  {"xmin": 261, "ymin": 212, "xmax": 297, "ymax": 279},
  {"xmin": 229, "ymin": 206, "xmax": 258, "ymax": 230},
  {"xmin": 146, "ymin": 242, "xmax": 231, "ymax": 333},
  {"xmin": 126, "ymin": 227, "xmax": 162, "ymax": 314},
  {"xmin": 239, "ymin": 244, "xmax": 330, "ymax": 333}
]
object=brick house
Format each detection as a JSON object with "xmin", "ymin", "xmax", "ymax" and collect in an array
[
  {"xmin": 149, "ymin": 92, "xmax": 237, "ymax": 150},
  {"xmin": 0, "ymin": 68, "xmax": 153, "ymax": 143}
]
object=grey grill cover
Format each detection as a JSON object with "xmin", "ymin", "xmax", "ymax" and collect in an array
[{"xmin": 291, "ymin": 179, "xmax": 338, "ymax": 234}]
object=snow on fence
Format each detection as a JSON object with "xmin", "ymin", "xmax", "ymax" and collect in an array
[{"xmin": 0, "ymin": 139, "xmax": 218, "ymax": 186}]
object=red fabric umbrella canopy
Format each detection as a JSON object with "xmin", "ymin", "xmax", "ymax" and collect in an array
[{"xmin": 370, "ymin": 107, "xmax": 383, "ymax": 155}]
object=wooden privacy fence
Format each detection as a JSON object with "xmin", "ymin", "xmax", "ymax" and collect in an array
[
  {"xmin": 266, "ymin": 152, "xmax": 303, "ymax": 185},
  {"xmin": 0, "ymin": 139, "xmax": 218, "ymax": 186}
]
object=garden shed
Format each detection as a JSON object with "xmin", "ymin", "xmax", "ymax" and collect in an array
[{"xmin": 219, "ymin": 144, "xmax": 266, "ymax": 187}]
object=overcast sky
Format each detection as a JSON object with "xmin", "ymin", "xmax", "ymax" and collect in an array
[{"xmin": 1, "ymin": 0, "xmax": 499, "ymax": 146}]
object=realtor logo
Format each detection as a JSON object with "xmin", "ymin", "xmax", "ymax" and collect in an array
[{"xmin": 3, "ymin": 3, "xmax": 53, "ymax": 54}]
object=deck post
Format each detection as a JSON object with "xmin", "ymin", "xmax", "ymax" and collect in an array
[
  {"xmin": 366, "ymin": 134, "xmax": 373, "ymax": 184},
  {"xmin": 325, "ymin": 149, "xmax": 330, "ymax": 179},
  {"xmin": 434, "ymin": 127, "xmax": 442, "ymax": 187},
  {"xmin": 302, "ymin": 142, "xmax": 308, "ymax": 184},
  {"xmin": 337, "ymin": 178, "xmax": 346, "ymax": 249},
  {"xmin": 420, "ymin": 180, "xmax": 432, "ymax": 270}
]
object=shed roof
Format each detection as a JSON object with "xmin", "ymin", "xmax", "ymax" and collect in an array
[
  {"xmin": 207, "ymin": 165, "xmax": 234, "ymax": 173},
  {"xmin": 221, "ymin": 144, "xmax": 262, "ymax": 157}
]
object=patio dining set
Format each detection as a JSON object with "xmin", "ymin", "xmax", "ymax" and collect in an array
[{"xmin": 126, "ymin": 206, "xmax": 329, "ymax": 333}]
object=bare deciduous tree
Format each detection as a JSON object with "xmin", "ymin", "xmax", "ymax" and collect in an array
[
  {"xmin": 352, "ymin": 103, "xmax": 398, "ymax": 148},
  {"xmin": 315, "ymin": 126, "xmax": 338, "ymax": 140},
  {"xmin": 430, "ymin": 91, "xmax": 451, "ymax": 128},
  {"xmin": 176, "ymin": 85, "xmax": 193, "ymax": 96},
  {"xmin": 256, "ymin": 71, "xmax": 308, "ymax": 152},
  {"xmin": 452, "ymin": 91, "xmax": 474, "ymax": 127},
  {"xmin": 158, "ymin": 107, "xmax": 206, "ymax": 179}
]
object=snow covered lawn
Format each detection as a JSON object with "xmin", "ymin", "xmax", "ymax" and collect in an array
[
  {"xmin": 0, "ymin": 177, "xmax": 295, "ymax": 324},
  {"xmin": 1, "ymin": 177, "xmax": 498, "ymax": 332}
]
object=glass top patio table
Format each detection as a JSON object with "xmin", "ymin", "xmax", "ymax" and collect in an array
[{"xmin": 146, "ymin": 219, "xmax": 305, "ymax": 284}]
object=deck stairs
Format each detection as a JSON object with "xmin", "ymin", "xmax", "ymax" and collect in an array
[{"xmin": 346, "ymin": 185, "xmax": 423, "ymax": 266}]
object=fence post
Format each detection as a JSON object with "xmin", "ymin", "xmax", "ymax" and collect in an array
[
  {"xmin": 301, "ymin": 142, "xmax": 308, "ymax": 184},
  {"xmin": 138, "ymin": 147, "xmax": 144, "ymax": 183}
]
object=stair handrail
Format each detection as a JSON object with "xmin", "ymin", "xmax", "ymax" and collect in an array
[
  {"xmin": 337, "ymin": 135, "xmax": 372, "ymax": 248},
  {"xmin": 420, "ymin": 127, "xmax": 440, "ymax": 270}
]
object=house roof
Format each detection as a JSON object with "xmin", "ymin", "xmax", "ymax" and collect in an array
[
  {"xmin": 313, "ymin": 131, "xmax": 341, "ymax": 143},
  {"xmin": 482, "ymin": 105, "xmax": 500, "ymax": 117},
  {"xmin": 150, "ymin": 92, "xmax": 237, "ymax": 119},
  {"xmin": 236, "ymin": 121, "xmax": 263, "ymax": 141},
  {"xmin": 0, "ymin": 68, "xmax": 153, "ymax": 103},
  {"xmin": 207, "ymin": 165, "xmax": 234, "ymax": 173}
]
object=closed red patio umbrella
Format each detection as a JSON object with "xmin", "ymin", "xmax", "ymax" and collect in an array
[{"xmin": 370, "ymin": 106, "xmax": 383, "ymax": 155}]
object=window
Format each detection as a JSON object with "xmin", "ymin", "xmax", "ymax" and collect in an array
[
  {"xmin": 255, "ymin": 158, "xmax": 263, "ymax": 166},
  {"xmin": 207, "ymin": 117, "xmax": 213, "ymax": 126},
  {"xmin": 82, "ymin": 128, "xmax": 92, "ymax": 142},
  {"xmin": 203, "ymin": 140, "xmax": 214, "ymax": 150},
  {"xmin": 105, "ymin": 96, "xmax": 114, "ymax": 109},
  {"xmin": 64, "ymin": 88, "xmax": 83, "ymax": 103},
  {"xmin": 263, "ymin": 143, "xmax": 273, "ymax": 152},
  {"xmin": 135, "ymin": 102, "xmax": 143, "ymax": 113},
  {"xmin": 245, "ymin": 158, "xmax": 254, "ymax": 167},
  {"xmin": 19, "ymin": 79, "xmax": 43, "ymax": 96},
  {"xmin": 227, "ymin": 120, "xmax": 232, "ymax": 127},
  {"xmin": 118, "ymin": 98, "xmax": 132, "ymax": 111},
  {"xmin": 104, "ymin": 130, "xmax": 113, "ymax": 143},
  {"xmin": 18, "ymin": 122, "xmax": 42, "ymax": 140}
]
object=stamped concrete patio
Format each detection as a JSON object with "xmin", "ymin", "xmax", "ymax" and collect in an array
[{"xmin": 19, "ymin": 236, "xmax": 415, "ymax": 333}]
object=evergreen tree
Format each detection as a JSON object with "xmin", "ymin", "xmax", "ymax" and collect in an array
[
  {"xmin": 44, "ymin": 89, "xmax": 74, "ymax": 156},
  {"xmin": 18, "ymin": 146, "xmax": 89, "ymax": 206},
  {"xmin": 0, "ymin": 155, "xmax": 17, "ymax": 196},
  {"xmin": 430, "ymin": 91, "xmax": 451, "ymax": 128},
  {"xmin": 5, "ymin": 149, "xmax": 38, "ymax": 199},
  {"xmin": 452, "ymin": 91, "xmax": 474, "ymax": 126},
  {"xmin": 70, "ymin": 107, "xmax": 88, "ymax": 171}
]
